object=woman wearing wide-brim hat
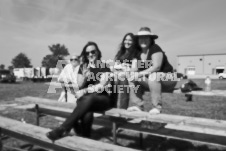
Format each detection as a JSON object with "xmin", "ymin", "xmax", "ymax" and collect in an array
[{"xmin": 127, "ymin": 27, "xmax": 177, "ymax": 114}]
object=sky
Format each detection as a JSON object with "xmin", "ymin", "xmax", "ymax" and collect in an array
[{"xmin": 0, "ymin": 0, "xmax": 226, "ymax": 68}]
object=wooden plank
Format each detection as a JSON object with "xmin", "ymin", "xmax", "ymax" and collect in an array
[
  {"xmin": 173, "ymin": 89, "xmax": 226, "ymax": 97},
  {"xmin": 14, "ymin": 104, "xmax": 103, "ymax": 118},
  {"xmin": 15, "ymin": 96, "xmax": 105, "ymax": 116},
  {"xmin": 117, "ymin": 123, "xmax": 226, "ymax": 148},
  {"xmin": 110, "ymin": 115, "xmax": 226, "ymax": 140},
  {"xmin": 106, "ymin": 108, "xmax": 226, "ymax": 128},
  {"xmin": 183, "ymin": 117, "xmax": 226, "ymax": 129},
  {"xmin": 166, "ymin": 123, "xmax": 226, "ymax": 137},
  {"xmin": 15, "ymin": 96, "xmax": 76, "ymax": 109},
  {"xmin": 0, "ymin": 103, "xmax": 18, "ymax": 107},
  {"xmin": 14, "ymin": 104, "xmax": 72, "ymax": 118},
  {"xmin": 15, "ymin": 97, "xmax": 226, "ymax": 148},
  {"xmin": 0, "ymin": 116, "xmax": 140, "ymax": 151},
  {"xmin": 105, "ymin": 108, "xmax": 190, "ymax": 124},
  {"xmin": 14, "ymin": 104, "xmax": 112, "ymax": 128},
  {"xmin": 106, "ymin": 108, "xmax": 226, "ymax": 146},
  {"xmin": 17, "ymin": 104, "xmax": 226, "ymax": 135}
]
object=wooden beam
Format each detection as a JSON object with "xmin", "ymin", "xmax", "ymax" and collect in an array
[
  {"xmin": 0, "ymin": 116, "xmax": 139, "ymax": 151},
  {"xmin": 173, "ymin": 89, "xmax": 226, "ymax": 97},
  {"xmin": 105, "ymin": 108, "xmax": 191, "ymax": 124},
  {"xmin": 105, "ymin": 108, "xmax": 226, "ymax": 128},
  {"xmin": 105, "ymin": 108, "xmax": 226, "ymax": 147},
  {"xmin": 15, "ymin": 96, "xmax": 76, "ymax": 109},
  {"xmin": 14, "ymin": 104, "xmax": 112, "ymax": 128},
  {"xmin": 117, "ymin": 122, "xmax": 226, "ymax": 148},
  {"xmin": 14, "ymin": 104, "xmax": 104, "ymax": 118},
  {"xmin": 166, "ymin": 123, "xmax": 226, "ymax": 137}
]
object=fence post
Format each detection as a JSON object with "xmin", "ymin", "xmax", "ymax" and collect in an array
[
  {"xmin": 0, "ymin": 128, "xmax": 3, "ymax": 151},
  {"xmin": 112, "ymin": 122, "xmax": 117, "ymax": 144},
  {"xmin": 35, "ymin": 104, "xmax": 40, "ymax": 126}
]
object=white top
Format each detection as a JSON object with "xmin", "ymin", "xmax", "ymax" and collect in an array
[{"xmin": 58, "ymin": 64, "xmax": 80, "ymax": 84}]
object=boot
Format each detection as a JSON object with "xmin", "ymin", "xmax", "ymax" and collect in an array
[{"xmin": 46, "ymin": 126, "xmax": 67, "ymax": 142}]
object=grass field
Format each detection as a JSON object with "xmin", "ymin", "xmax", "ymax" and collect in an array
[{"xmin": 0, "ymin": 79, "xmax": 226, "ymax": 151}]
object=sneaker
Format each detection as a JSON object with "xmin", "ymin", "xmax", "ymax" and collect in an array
[
  {"xmin": 127, "ymin": 106, "xmax": 142, "ymax": 112},
  {"xmin": 149, "ymin": 108, "xmax": 161, "ymax": 114}
]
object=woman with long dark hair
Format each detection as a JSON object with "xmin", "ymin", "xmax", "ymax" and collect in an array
[
  {"xmin": 46, "ymin": 41, "xmax": 113, "ymax": 140},
  {"xmin": 115, "ymin": 33, "xmax": 138, "ymax": 64},
  {"xmin": 113, "ymin": 33, "xmax": 139, "ymax": 109}
]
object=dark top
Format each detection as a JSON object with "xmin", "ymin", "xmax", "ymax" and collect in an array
[
  {"xmin": 115, "ymin": 48, "xmax": 139, "ymax": 65},
  {"xmin": 78, "ymin": 62, "xmax": 117, "ymax": 107},
  {"xmin": 137, "ymin": 44, "xmax": 173, "ymax": 73},
  {"xmin": 78, "ymin": 63, "xmax": 111, "ymax": 97},
  {"xmin": 78, "ymin": 63, "xmax": 111, "ymax": 88},
  {"xmin": 115, "ymin": 55, "xmax": 133, "ymax": 65}
]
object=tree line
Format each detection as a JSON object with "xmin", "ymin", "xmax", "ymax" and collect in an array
[{"xmin": 0, "ymin": 44, "xmax": 69, "ymax": 70}]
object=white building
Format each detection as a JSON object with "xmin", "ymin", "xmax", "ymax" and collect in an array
[
  {"xmin": 13, "ymin": 68, "xmax": 25, "ymax": 78},
  {"xmin": 177, "ymin": 53, "xmax": 226, "ymax": 77}
]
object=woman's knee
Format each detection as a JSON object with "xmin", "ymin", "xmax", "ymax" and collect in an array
[
  {"xmin": 146, "ymin": 73, "xmax": 162, "ymax": 94},
  {"xmin": 77, "ymin": 95, "xmax": 94, "ymax": 105},
  {"xmin": 82, "ymin": 112, "xmax": 93, "ymax": 124},
  {"xmin": 148, "ymin": 72, "xmax": 159, "ymax": 82},
  {"xmin": 148, "ymin": 73, "xmax": 161, "ymax": 86}
]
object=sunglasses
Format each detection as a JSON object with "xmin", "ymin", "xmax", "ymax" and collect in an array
[
  {"xmin": 70, "ymin": 58, "xmax": 79, "ymax": 61},
  {"xmin": 86, "ymin": 50, "xmax": 96, "ymax": 56}
]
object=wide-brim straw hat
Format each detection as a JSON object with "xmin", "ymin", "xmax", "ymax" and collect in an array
[{"xmin": 136, "ymin": 27, "xmax": 158, "ymax": 39}]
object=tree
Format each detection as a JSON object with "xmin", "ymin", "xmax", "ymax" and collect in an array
[
  {"xmin": 42, "ymin": 44, "xmax": 69, "ymax": 68},
  {"xmin": 49, "ymin": 44, "xmax": 69, "ymax": 56},
  {"xmin": 11, "ymin": 53, "xmax": 32, "ymax": 68},
  {"xmin": 8, "ymin": 65, "xmax": 14, "ymax": 71},
  {"xmin": 0, "ymin": 64, "xmax": 5, "ymax": 70},
  {"xmin": 41, "ymin": 54, "xmax": 58, "ymax": 69}
]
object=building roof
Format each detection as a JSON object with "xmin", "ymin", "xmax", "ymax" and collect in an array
[{"xmin": 177, "ymin": 53, "xmax": 226, "ymax": 57}]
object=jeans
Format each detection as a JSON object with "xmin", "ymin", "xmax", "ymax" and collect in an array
[
  {"xmin": 61, "ymin": 92, "xmax": 112, "ymax": 137},
  {"xmin": 130, "ymin": 73, "xmax": 177, "ymax": 110},
  {"xmin": 115, "ymin": 78, "xmax": 130, "ymax": 109}
]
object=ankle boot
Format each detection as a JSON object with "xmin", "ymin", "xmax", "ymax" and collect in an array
[{"xmin": 46, "ymin": 126, "xmax": 67, "ymax": 141}]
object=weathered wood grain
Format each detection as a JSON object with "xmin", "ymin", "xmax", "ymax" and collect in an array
[{"xmin": 0, "ymin": 116, "xmax": 140, "ymax": 151}]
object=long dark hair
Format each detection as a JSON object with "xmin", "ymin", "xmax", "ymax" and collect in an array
[
  {"xmin": 115, "ymin": 33, "xmax": 139, "ymax": 63},
  {"xmin": 80, "ymin": 41, "xmax": 102, "ymax": 64}
]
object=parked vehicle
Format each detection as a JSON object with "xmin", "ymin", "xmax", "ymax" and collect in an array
[
  {"xmin": 0, "ymin": 70, "xmax": 16, "ymax": 83},
  {"xmin": 218, "ymin": 72, "xmax": 226, "ymax": 79},
  {"xmin": 177, "ymin": 73, "xmax": 187, "ymax": 79}
]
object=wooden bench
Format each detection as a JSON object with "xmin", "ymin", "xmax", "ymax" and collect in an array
[
  {"xmin": 15, "ymin": 96, "xmax": 77, "ymax": 110},
  {"xmin": 14, "ymin": 103, "xmax": 111, "ymax": 128},
  {"xmin": 173, "ymin": 89, "xmax": 226, "ymax": 101},
  {"xmin": 14, "ymin": 96, "xmax": 107, "ymax": 126},
  {"xmin": 105, "ymin": 108, "xmax": 226, "ymax": 149},
  {"xmin": 173, "ymin": 89, "xmax": 226, "ymax": 97},
  {"xmin": 0, "ymin": 116, "xmax": 139, "ymax": 151},
  {"xmin": 14, "ymin": 96, "xmax": 226, "ymax": 149},
  {"xmin": 14, "ymin": 97, "xmax": 143, "ymax": 148}
]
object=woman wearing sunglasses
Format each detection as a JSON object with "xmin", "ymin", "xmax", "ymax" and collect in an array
[
  {"xmin": 58, "ymin": 55, "xmax": 80, "ymax": 84},
  {"xmin": 127, "ymin": 27, "xmax": 177, "ymax": 114},
  {"xmin": 46, "ymin": 41, "xmax": 113, "ymax": 140},
  {"xmin": 57, "ymin": 55, "xmax": 80, "ymax": 103}
]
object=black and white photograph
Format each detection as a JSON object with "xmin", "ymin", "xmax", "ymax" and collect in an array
[{"xmin": 0, "ymin": 0, "xmax": 226, "ymax": 151}]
